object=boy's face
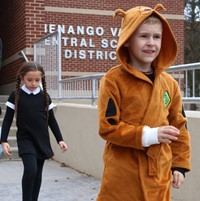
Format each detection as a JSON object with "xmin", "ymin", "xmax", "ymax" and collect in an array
[{"xmin": 124, "ymin": 21, "xmax": 162, "ymax": 71}]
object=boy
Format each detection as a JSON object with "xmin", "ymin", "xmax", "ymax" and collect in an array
[{"xmin": 96, "ymin": 4, "xmax": 191, "ymax": 201}]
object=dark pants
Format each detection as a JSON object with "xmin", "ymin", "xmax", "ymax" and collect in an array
[{"xmin": 21, "ymin": 154, "xmax": 45, "ymax": 201}]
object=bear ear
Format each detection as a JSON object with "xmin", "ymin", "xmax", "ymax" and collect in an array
[
  {"xmin": 113, "ymin": 9, "xmax": 126, "ymax": 19},
  {"xmin": 154, "ymin": 4, "xmax": 166, "ymax": 13}
]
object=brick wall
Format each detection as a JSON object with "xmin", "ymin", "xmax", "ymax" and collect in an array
[
  {"xmin": 0, "ymin": 0, "xmax": 184, "ymax": 87},
  {"xmin": 24, "ymin": 0, "xmax": 45, "ymax": 48},
  {"xmin": 0, "ymin": 0, "xmax": 45, "ymax": 85},
  {"xmin": 0, "ymin": 1, "xmax": 25, "ymax": 59},
  {"xmin": 44, "ymin": 1, "xmax": 184, "ymax": 75}
]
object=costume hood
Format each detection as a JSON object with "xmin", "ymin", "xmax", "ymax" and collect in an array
[{"xmin": 114, "ymin": 4, "xmax": 178, "ymax": 72}]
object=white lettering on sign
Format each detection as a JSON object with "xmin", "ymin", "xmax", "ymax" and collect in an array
[
  {"xmin": 65, "ymin": 49, "xmax": 116, "ymax": 60},
  {"xmin": 44, "ymin": 24, "xmax": 120, "ymax": 61},
  {"xmin": 110, "ymin": 27, "xmax": 121, "ymax": 37},
  {"xmin": 101, "ymin": 39, "xmax": 118, "ymax": 49}
]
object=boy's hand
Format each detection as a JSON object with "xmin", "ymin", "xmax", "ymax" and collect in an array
[
  {"xmin": 158, "ymin": 126, "xmax": 180, "ymax": 144},
  {"xmin": 172, "ymin": 170, "xmax": 184, "ymax": 188},
  {"xmin": 59, "ymin": 141, "xmax": 68, "ymax": 152},
  {"xmin": 2, "ymin": 142, "xmax": 12, "ymax": 156}
]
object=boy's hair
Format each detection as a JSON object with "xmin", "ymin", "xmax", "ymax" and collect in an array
[
  {"xmin": 15, "ymin": 61, "xmax": 49, "ymax": 122},
  {"xmin": 143, "ymin": 14, "xmax": 162, "ymax": 25}
]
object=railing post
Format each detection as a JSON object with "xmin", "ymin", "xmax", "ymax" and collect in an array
[
  {"xmin": 58, "ymin": 31, "xmax": 62, "ymax": 99},
  {"xmin": 185, "ymin": 70, "xmax": 188, "ymax": 97},
  {"xmin": 193, "ymin": 70, "xmax": 195, "ymax": 97},
  {"xmin": 91, "ymin": 78, "xmax": 96, "ymax": 106}
]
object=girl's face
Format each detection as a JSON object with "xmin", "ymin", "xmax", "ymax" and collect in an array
[
  {"xmin": 21, "ymin": 70, "xmax": 42, "ymax": 91},
  {"xmin": 124, "ymin": 22, "xmax": 162, "ymax": 71}
]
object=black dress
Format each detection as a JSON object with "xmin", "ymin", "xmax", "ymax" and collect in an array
[{"xmin": 1, "ymin": 86, "xmax": 63, "ymax": 159}]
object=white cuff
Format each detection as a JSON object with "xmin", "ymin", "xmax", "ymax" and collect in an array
[
  {"xmin": 48, "ymin": 103, "xmax": 56, "ymax": 110},
  {"xmin": 142, "ymin": 126, "xmax": 160, "ymax": 147},
  {"xmin": 6, "ymin": 101, "xmax": 15, "ymax": 110}
]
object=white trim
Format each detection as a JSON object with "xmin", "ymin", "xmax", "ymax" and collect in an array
[
  {"xmin": 162, "ymin": 14, "xmax": 184, "ymax": 20},
  {"xmin": 45, "ymin": 6, "xmax": 114, "ymax": 16},
  {"xmin": 6, "ymin": 101, "xmax": 15, "ymax": 110},
  {"xmin": 45, "ymin": 6, "xmax": 184, "ymax": 20},
  {"xmin": 49, "ymin": 102, "xmax": 56, "ymax": 110}
]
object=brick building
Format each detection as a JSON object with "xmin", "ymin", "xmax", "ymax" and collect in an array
[{"xmin": 0, "ymin": 0, "xmax": 184, "ymax": 94}]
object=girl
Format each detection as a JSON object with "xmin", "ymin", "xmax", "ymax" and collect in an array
[{"xmin": 1, "ymin": 62, "xmax": 68, "ymax": 201}]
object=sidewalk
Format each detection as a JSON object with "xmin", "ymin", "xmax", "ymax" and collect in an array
[{"xmin": 0, "ymin": 159, "xmax": 101, "ymax": 201}]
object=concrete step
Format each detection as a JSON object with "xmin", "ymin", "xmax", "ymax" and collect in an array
[
  {"xmin": 0, "ymin": 95, "xmax": 9, "ymax": 102},
  {"xmin": 0, "ymin": 104, "xmax": 6, "ymax": 111},
  {"xmin": 0, "ymin": 96, "xmax": 9, "ymax": 115},
  {"xmin": 7, "ymin": 136, "xmax": 17, "ymax": 147},
  {"xmin": 0, "ymin": 110, "xmax": 6, "ymax": 117},
  {"xmin": 8, "ymin": 127, "xmax": 17, "ymax": 136}
]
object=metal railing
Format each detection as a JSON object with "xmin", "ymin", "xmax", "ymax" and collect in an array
[
  {"xmin": 60, "ymin": 74, "xmax": 104, "ymax": 105},
  {"xmin": 59, "ymin": 62, "xmax": 200, "ymax": 106},
  {"xmin": 34, "ymin": 31, "xmax": 62, "ymax": 99},
  {"xmin": 166, "ymin": 62, "xmax": 200, "ymax": 103}
]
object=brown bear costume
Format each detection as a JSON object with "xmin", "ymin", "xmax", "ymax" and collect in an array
[{"xmin": 96, "ymin": 4, "xmax": 191, "ymax": 201}]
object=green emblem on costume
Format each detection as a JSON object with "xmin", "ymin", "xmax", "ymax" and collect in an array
[{"xmin": 163, "ymin": 91, "xmax": 171, "ymax": 108}]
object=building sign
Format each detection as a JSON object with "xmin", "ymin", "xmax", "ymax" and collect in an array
[{"xmin": 44, "ymin": 24, "xmax": 120, "ymax": 60}]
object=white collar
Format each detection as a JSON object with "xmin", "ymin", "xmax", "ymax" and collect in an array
[{"xmin": 21, "ymin": 85, "xmax": 40, "ymax": 95}]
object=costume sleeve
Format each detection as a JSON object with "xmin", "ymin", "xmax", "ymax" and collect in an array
[
  {"xmin": 168, "ymin": 84, "xmax": 191, "ymax": 171},
  {"xmin": 0, "ymin": 92, "xmax": 15, "ymax": 142},
  {"xmin": 172, "ymin": 167, "xmax": 187, "ymax": 177},
  {"xmin": 98, "ymin": 76, "xmax": 144, "ymax": 149},
  {"xmin": 48, "ymin": 106, "xmax": 63, "ymax": 143}
]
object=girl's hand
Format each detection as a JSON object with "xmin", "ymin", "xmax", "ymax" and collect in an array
[
  {"xmin": 158, "ymin": 126, "xmax": 180, "ymax": 144},
  {"xmin": 172, "ymin": 170, "xmax": 184, "ymax": 188},
  {"xmin": 59, "ymin": 141, "xmax": 68, "ymax": 152},
  {"xmin": 2, "ymin": 142, "xmax": 12, "ymax": 156}
]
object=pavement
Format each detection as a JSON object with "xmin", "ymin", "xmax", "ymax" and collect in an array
[{"xmin": 0, "ymin": 159, "xmax": 101, "ymax": 201}]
